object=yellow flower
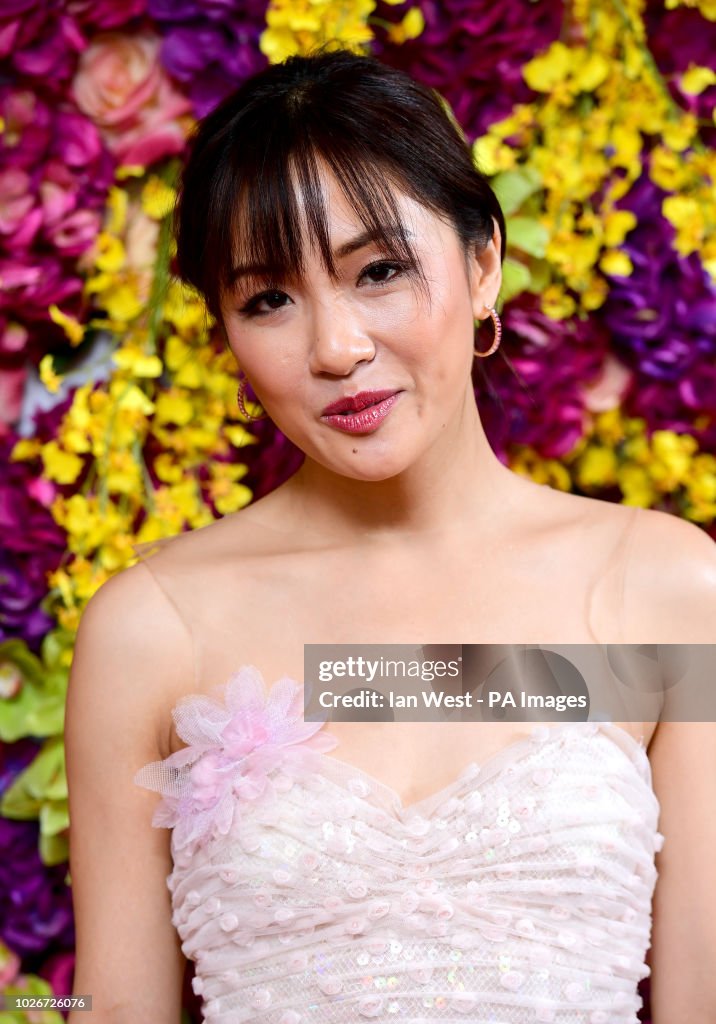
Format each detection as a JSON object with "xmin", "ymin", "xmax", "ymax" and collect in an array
[
  {"xmin": 648, "ymin": 146, "xmax": 683, "ymax": 191},
  {"xmin": 260, "ymin": 0, "xmax": 375, "ymax": 61},
  {"xmin": 662, "ymin": 195, "xmax": 704, "ymax": 253},
  {"xmin": 104, "ymin": 281, "xmax": 145, "ymax": 323},
  {"xmin": 609, "ymin": 125, "xmax": 642, "ymax": 173},
  {"xmin": 112, "ymin": 345, "xmax": 164, "ymax": 378},
  {"xmin": 155, "ymin": 391, "xmax": 195, "ymax": 426},
  {"xmin": 10, "ymin": 438, "xmax": 42, "ymax": 461},
  {"xmin": 599, "ymin": 249, "xmax": 633, "ymax": 276},
  {"xmin": 650, "ymin": 430, "xmax": 698, "ymax": 489},
  {"xmin": 472, "ymin": 135, "xmax": 516, "ymax": 175},
  {"xmin": 41, "ymin": 441, "xmax": 84, "ymax": 485},
  {"xmin": 141, "ymin": 176, "xmax": 177, "ymax": 220},
  {"xmin": 680, "ymin": 64, "xmax": 716, "ymax": 95},
  {"xmin": 94, "ymin": 233, "xmax": 126, "ymax": 273},
  {"xmin": 164, "ymin": 282, "xmax": 208, "ymax": 336},
  {"xmin": 39, "ymin": 354, "xmax": 63, "ymax": 394},
  {"xmin": 572, "ymin": 51, "xmax": 610, "ymax": 92},
  {"xmin": 115, "ymin": 164, "xmax": 145, "ymax": 180},
  {"xmin": 109, "ymin": 379, "xmax": 155, "ymax": 415},
  {"xmin": 594, "ymin": 408, "xmax": 626, "ymax": 446},
  {"xmin": 618, "ymin": 464, "xmax": 656, "ymax": 506},
  {"xmin": 224, "ymin": 424, "xmax": 259, "ymax": 449},
  {"xmin": 665, "ymin": 0, "xmax": 716, "ymax": 20},
  {"xmin": 603, "ymin": 209, "xmax": 637, "ymax": 247},
  {"xmin": 386, "ymin": 6, "xmax": 425, "ymax": 43},
  {"xmin": 576, "ymin": 446, "xmax": 618, "ymax": 487},
  {"xmin": 48, "ymin": 305, "xmax": 84, "ymax": 346},
  {"xmin": 581, "ymin": 275, "xmax": 609, "ymax": 310},
  {"xmin": 661, "ymin": 113, "xmax": 697, "ymax": 152},
  {"xmin": 540, "ymin": 284, "xmax": 577, "ymax": 320},
  {"xmin": 106, "ymin": 450, "xmax": 143, "ymax": 496},
  {"xmin": 522, "ymin": 42, "xmax": 571, "ymax": 93},
  {"xmin": 153, "ymin": 452, "xmax": 185, "ymax": 483},
  {"xmin": 106, "ymin": 186, "xmax": 128, "ymax": 235}
]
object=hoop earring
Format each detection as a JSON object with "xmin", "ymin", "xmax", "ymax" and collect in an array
[
  {"xmin": 236, "ymin": 371, "xmax": 267, "ymax": 421},
  {"xmin": 474, "ymin": 305, "xmax": 502, "ymax": 358}
]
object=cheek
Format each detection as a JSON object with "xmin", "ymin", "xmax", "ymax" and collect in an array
[{"xmin": 225, "ymin": 325, "xmax": 304, "ymax": 397}]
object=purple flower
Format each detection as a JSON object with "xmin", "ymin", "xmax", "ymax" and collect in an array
[
  {"xmin": 134, "ymin": 666, "xmax": 338, "ymax": 852},
  {"xmin": 0, "ymin": 737, "xmax": 40, "ymax": 797},
  {"xmin": 0, "ymin": 1, "xmax": 86, "ymax": 91},
  {"xmin": 148, "ymin": 0, "xmax": 268, "ymax": 117},
  {"xmin": 68, "ymin": 0, "xmax": 146, "ymax": 31},
  {"xmin": 373, "ymin": 0, "xmax": 563, "ymax": 139},
  {"xmin": 0, "ymin": 433, "xmax": 66, "ymax": 650},
  {"xmin": 645, "ymin": 4, "xmax": 716, "ymax": 146},
  {"xmin": 601, "ymin": 172, "xmax": 716, "ymax": 445},
  {"xmin": 0, "ymin": 816, "xmax": 75, "ymax": 956},
  {"xmin": 475, "ymin": 293, "xmax": 608, "ymax": 460},
  {"xmin": 37, "ymin": 950, "xmax": 77, "ymax": 1001}
]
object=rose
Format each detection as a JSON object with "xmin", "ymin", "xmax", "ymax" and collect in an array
[{"xmin": 72, "ymin": 32, "xmax": 191, "ymax": 167}]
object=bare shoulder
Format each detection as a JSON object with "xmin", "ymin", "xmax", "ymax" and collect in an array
[
  {"xmin": 78, "ymin": 556, "xmax": 192, "ymax": 664},
  {"xmin": 70, "ymin": 558, "xmax": 195, "ymax": 761},
  {"xmin": 622, "ymin": 506, "xmax": 716, "ymax": 644}
]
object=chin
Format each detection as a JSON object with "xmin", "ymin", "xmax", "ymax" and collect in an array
[{"xmin": 330, "ymin": 449, "xmax": 417, "ymax": 482}]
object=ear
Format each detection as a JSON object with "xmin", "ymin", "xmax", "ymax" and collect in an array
[{"xmin": 468, "ymin": 216, "xmax": 503, "ymax": 320}]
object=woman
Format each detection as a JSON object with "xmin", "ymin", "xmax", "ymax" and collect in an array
[{"xmin": 65, "ymin": 48, "xmax": 716, "ymax": 1024}]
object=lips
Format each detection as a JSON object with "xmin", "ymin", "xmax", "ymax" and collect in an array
[{"xmin": 321, "ymin": 389, "xmax": 401, "ymax": 416}]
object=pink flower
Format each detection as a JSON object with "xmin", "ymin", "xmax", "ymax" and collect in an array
[
  {"xmin": 71, "ymin": 31, "xmax": 191, "ymax": 167},
  {"xmin": 0, "ymin": 87, "xmax": 113, "ymax": 360},
  {"xmin": 134, "ymin": 665, "xmax": 338, "ymax": 851}
]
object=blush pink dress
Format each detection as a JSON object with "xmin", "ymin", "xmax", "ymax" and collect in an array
[{"xmin": 134, "ymin": 666, "xmax": 662, "ymax": 1024}]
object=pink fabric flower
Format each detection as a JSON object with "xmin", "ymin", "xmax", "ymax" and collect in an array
[
  {"xmin": 71, "ymin": 31, "xmax": 191, "ymax": 167},
  {"xmin": 134, "ymin": 666, "xmax": 338, "ymax": 852}
]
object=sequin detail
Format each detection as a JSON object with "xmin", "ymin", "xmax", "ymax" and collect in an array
[{"xmin": 135, "ymin": 667, "xmax": 663, "ymax": 1024}]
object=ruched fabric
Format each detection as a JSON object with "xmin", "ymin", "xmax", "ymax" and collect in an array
[{"xmin": 134, "ymin": 666, "xmax": 663, "ymax": 1024}]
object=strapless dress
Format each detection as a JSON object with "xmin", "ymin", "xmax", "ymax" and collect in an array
[{"xmin": 134, "ymin": 665, "xmax": 663, "ymax": 1024}]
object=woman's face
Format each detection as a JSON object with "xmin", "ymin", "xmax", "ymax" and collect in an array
[{"xmin": 219, "ymin": 162, "xmax": 502, "ymax": 481}]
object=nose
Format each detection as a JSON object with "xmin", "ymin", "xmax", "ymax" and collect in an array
[{"xmin": 307, "ymin": 299, "xmax": 376, "ymax": 376}]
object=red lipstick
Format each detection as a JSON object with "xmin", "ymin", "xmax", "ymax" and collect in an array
[{"xmin": 320, "ymin": 389, "xmax": 403, "ymax": 435}]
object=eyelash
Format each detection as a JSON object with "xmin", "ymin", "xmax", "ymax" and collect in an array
[{"xmin": 238, "ymin": 260, "xmax": 408, "ymax": 318}]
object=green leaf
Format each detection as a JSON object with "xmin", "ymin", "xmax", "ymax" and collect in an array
[
  {"xmin": 40, "ymin": 828, "xmax": 70, "ymax": 867},
  {"xmin": 492, "ymin": 166, "xmax": 542, "ymax": 216},
  {"xmin": 0, "ymin": 638, "xmax": 68, "ymax": 742},
  {"xmin": 40, "ymin": 798, "xmax": 70, "ymax": 837},
  {"xmin": 1, "ymin": 738, "xmax": 67, "ymax": 818},
  {"xmin": 500, "ymin": 257, "xmax": 533, "ymax": 303},
  {"xmin": 506, "ymin": 216, "xmax": 549, "ymax": 258}
]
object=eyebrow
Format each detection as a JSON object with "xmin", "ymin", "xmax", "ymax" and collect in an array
[{"xmin": 228, "ymin": 226, "xmax": 415, "ymax": 284}]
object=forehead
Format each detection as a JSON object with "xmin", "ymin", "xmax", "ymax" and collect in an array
[{"xmin": 230, "ymin": 154, "xmax": 446, "ymax": 270}]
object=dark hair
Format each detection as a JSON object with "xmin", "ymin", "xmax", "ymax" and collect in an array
[{"xmin": 175, "ymin": 46, "xmax": 506, "ymax": 324}]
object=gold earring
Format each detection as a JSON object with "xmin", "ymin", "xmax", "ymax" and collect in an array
[
  {"xmin": 236, "ymin": 371, "xmax": 267, "ymax": 421},
  {"xmin": 474, "ymin": 305, "xmax": 502, "ymax": 358}
]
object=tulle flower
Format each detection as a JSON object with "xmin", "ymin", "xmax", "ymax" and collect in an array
[{"xmin": 134, "ymin": 665, "xmax": 338, "ymax": 852}]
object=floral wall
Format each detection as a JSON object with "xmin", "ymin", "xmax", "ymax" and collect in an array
[{"xmin": 0, "ymin": 0, "xmax": 715, "ymax": 1020}]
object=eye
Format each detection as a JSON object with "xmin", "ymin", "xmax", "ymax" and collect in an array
[
  {"xmin": 359, "ymin": 260, "xmax": 407, "ymax": 286},
  {"xmin": 239, "ymin": 288, "xmax": 291, "ymax": 318}
]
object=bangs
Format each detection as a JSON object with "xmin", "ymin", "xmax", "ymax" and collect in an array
[
  {"xmin": 215, "ymin": 127, "xmax": 433, "ymax": 311},
  {"xmin": 176, "ymin": 49, "xmax": 504, "ymax": 324}
]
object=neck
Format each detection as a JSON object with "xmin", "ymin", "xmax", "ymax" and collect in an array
[{"xmin": 284, "ymin": 389, "xmax": 518, "ymax": 545}]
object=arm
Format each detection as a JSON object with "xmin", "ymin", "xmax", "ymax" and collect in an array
[
  {"xmin": 65, "ymin": 561, "xmax": 194, "ymax": 1024},
  {"xmin": 624, "ymin": 509, "xmax": 716, "ymax": 1022}
]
